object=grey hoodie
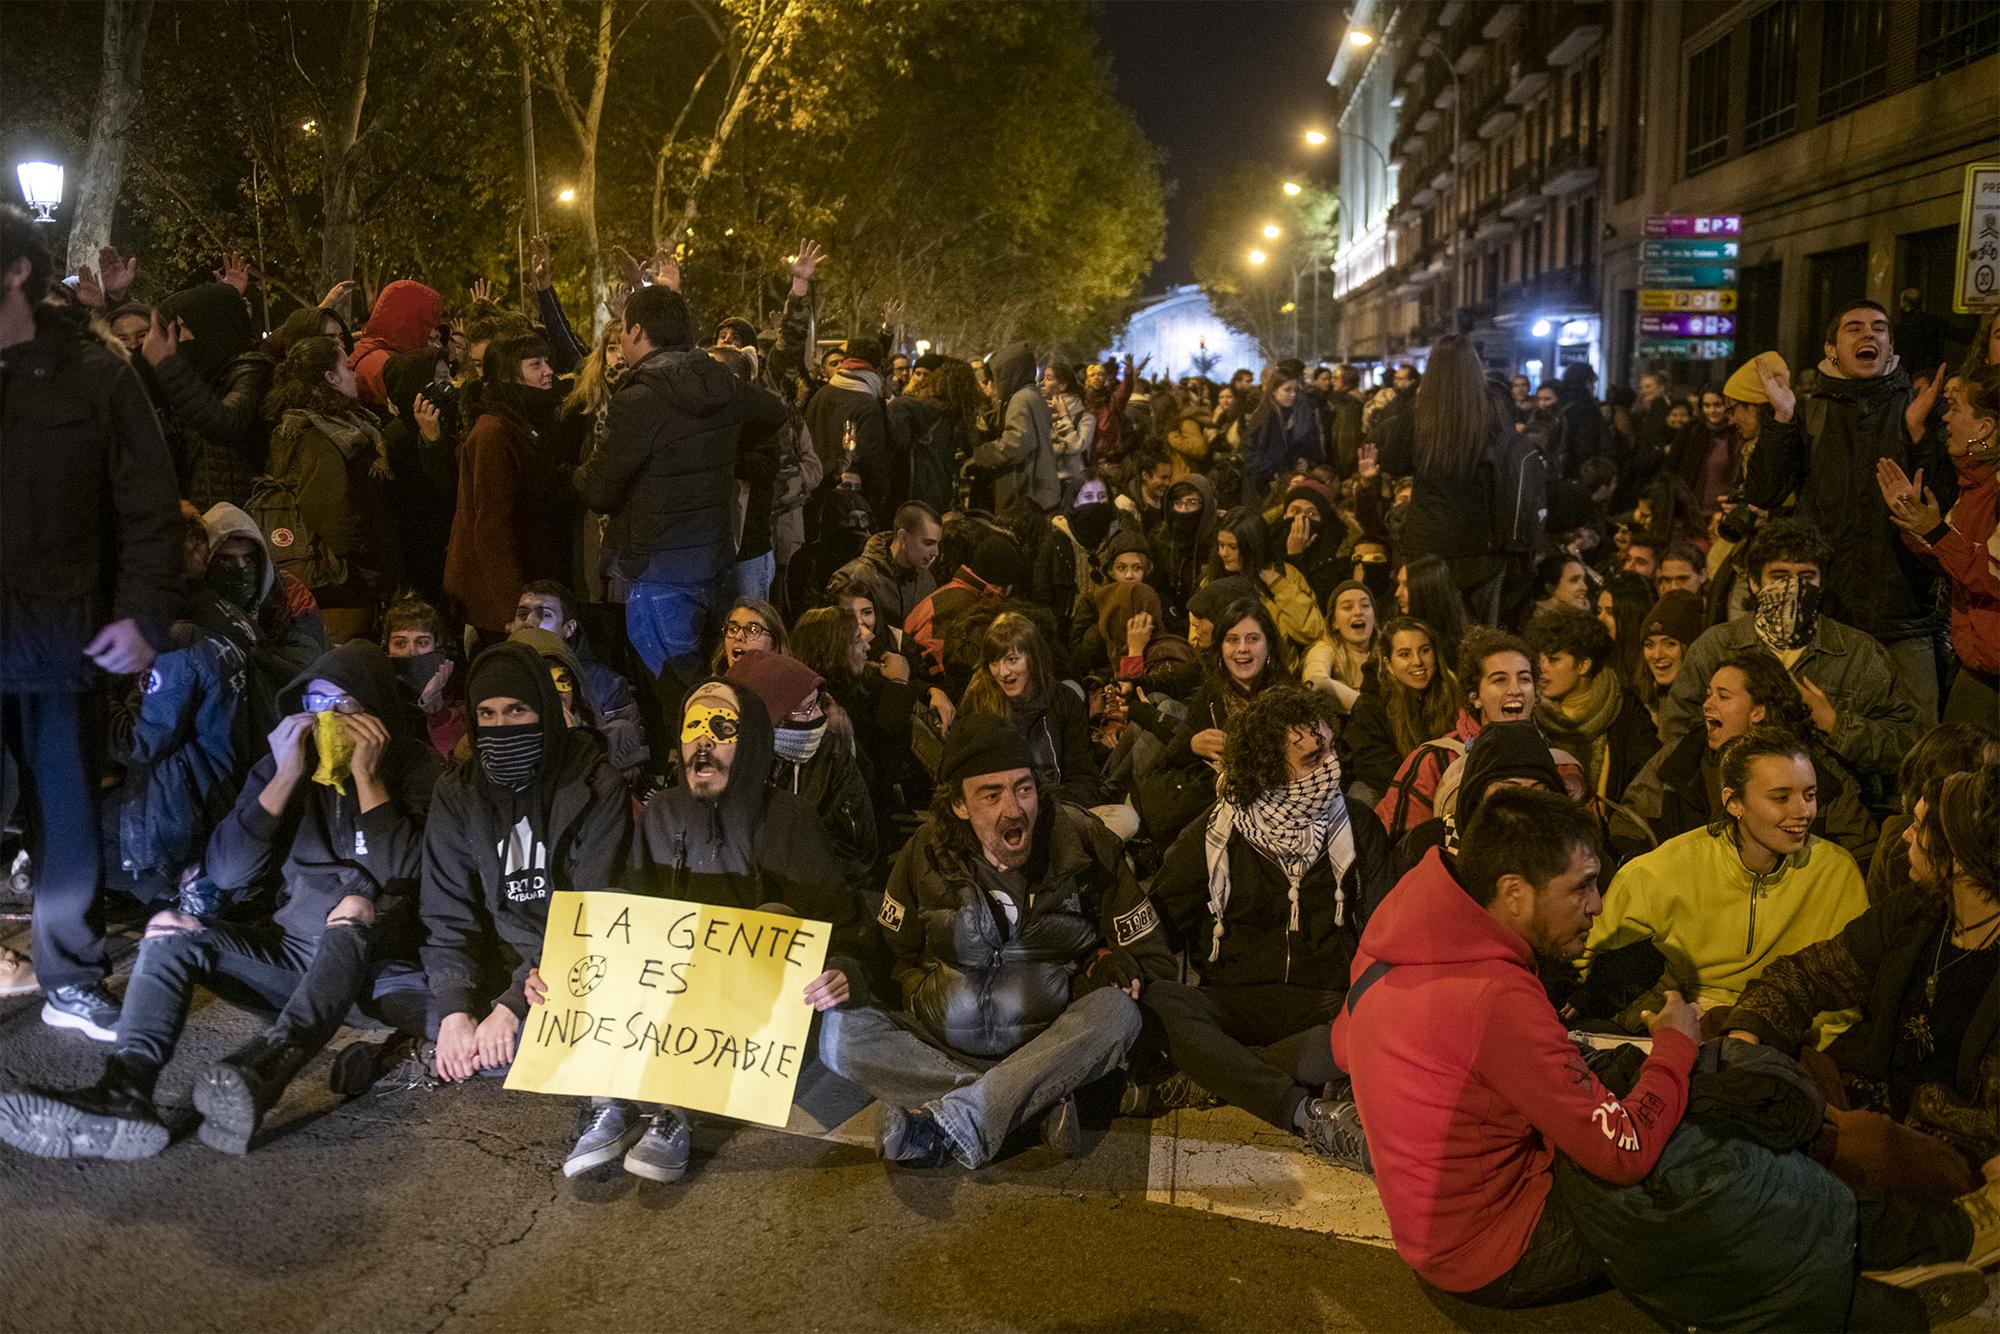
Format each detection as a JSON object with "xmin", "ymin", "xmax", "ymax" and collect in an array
[{"xmin": 973, "ymin": 342, "xmax": 1058, "ymax": 511}]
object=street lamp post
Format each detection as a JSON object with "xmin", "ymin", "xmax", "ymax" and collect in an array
[{"xmin": 15, "ymin": 161, "xmax": 62, "ymax": 222}]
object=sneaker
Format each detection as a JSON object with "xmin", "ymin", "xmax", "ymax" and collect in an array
[
  {"xmin": 329, "ymin": 1035, "xmax": 417, "ymax": 1097},
  {"xmin": 876, "ymin": 1103, "xmax": 955, "ymax": 1168},
  {"xmin": 42, "ymin": 982, "xmax": 119, "ymax": 1041},
  {"xmin": 1041, "ymin": 1094, "xmax": 1082, "ymax": 1159},
  {"xmin": 1958, "ymin": 1173, "xmax": 2000, "ymax": 1268},
  {"xmin": 623, "ymin": 1108, "xmax": 691, "ymax": 1183},
  {"xmin": 1118, "ymin": 1071, "xmax": 1218, "ymax": 1118},
  {"xmin": 1863, "ymin": 1262, "xmax": 1989, "ymax": 1325},
  {"xmin": 1300, "ymin": 1096, "xmax": 1373, "ymax": 1174},
  {"xmin": 563, "ymin": 1099, "xmax": 647, "ymax": 1178},
  {"xmin": 0, "ymin": 1077, "xmax": 170, "ymax": 1160},
  {"xmin": 0, "ymin": 945, "xmax": 35, "ymax": 998}
]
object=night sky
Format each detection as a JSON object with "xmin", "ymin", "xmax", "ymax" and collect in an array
[{"xmin": 1096, "ymin": 0, "xmax": 1348, "ymax": 288}]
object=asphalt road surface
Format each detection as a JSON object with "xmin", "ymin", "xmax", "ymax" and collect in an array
[{"xmin": 0, "ymin": 933, "xmax": 1991, "ymax": 1333}]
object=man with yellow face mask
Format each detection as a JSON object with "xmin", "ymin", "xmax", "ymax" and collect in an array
[{"xmin": 0, "ymin": 642, "xmax": 442, "ymax": 1163}]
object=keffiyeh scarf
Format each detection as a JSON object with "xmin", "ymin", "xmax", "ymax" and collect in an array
[{"xmin": 1202, "ymin": 753, "xmax": 1355, "ymax": 964}]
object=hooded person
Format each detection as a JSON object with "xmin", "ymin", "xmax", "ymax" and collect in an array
[
  {"xmin": 1285, "ymin": 479, "xmax": 1362, "ymax": 599},
  {"xmin": 145, "ymin": 281, "xmax": 272, "ymax": 509},
  {"xmin": 506, "ymin": 625, "xmax": 595, "ymax": 731},
  {"xmin": 1139, "ymin": 685, "xmax": 1396, "ymax": 1149},
  {"xmin": 1032, "ymin": 483, "xmax": 1121, "ymax": 644},
  {"xmin": 1393, "ymin": 719, "xmax": 1568, "ymax": 876},
  {"xmin": 201, "ymin": 502, "xmax": 323, "ymax": 738},
  {"xmin": 418, "ymin": 642, "xmax": 630, "ymax": 1091},
  {"xmin": 801, "ymin": 337, "xmax": 892, "ymax": 518},
  {"xmin": 379, "ymin": 347, "xmax": 456, "ymax": 605},
  {"xmin": 725, "ymin": 649, "xmax": 879, "ymax": 887},
  {"xmin": 1149, "ymin": 474, "xmax": 1220, "ymax": 631},
  {"xmin": 578, "ymin": 675, "xmax": 875, "ymax": 1182},
  {"xmin": 1087, "ymin": 579, "xmax": 1166, "ymax": 679},
  {"xmin": 349, "ymin": 280, "xmax": 445, "ymax": 412},
  {"xmin": 0, "ymin": 641, "xmax": 442, "ymax": 1161},
  {"xmin": 971, "ymin": 342, "xmax": 1059, "ymax": 513}
]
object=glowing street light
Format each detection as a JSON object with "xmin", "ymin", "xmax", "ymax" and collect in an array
[
  {"xmin": 1282, "ymin": 180, "xmax": 1303, "ymax": 197},
  {"xmin": 1303, "ymin": 129, "xmax": 1328, "ymax": 147},
  {"xmin": 1280, "ymin": 301, "xmax": 1297, "ymax": 313},
  {"xmin": 1247, "ymin": 249, "xmax": 1268, "ymax": 266},
  {"xmin": 1348, "ymin": 29, "xmax": 1373, "ymax": 47},
  {"xmin": 15, "ymin": 161, "xmax": 62, "ymax": 222},
  {"xmin": 557, "ymin": 187, "xmax": 577, "ymax": 204},
  {"xmin": 1262, "ymin": 223, "xmax": 1282, "ymax": 240}
]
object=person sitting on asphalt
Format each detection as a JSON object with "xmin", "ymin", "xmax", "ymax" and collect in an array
[
  {"xmin": 1614, "ymin": 651, "xmax": 1878, "ymax": 863},
  {"xmin": 832, "ymin": 500, "xmax": 942, "ymax": 636},
  {"xmin": 1524, "ymin": 605, "xmax": 1661, "ymax": 802},
  {"xmin": 725, "ymin": 648, "xmax": 879, "ymax": 887},
  {"xmin": 1331, "ymin": 786, "xmax": 1702, "ymax": 1306},
  {"xmin": 417, "ymin": 643, "xmax": 630, "ymax": 1114},
  {"xmin": 1373, "ymin": 628, "xmax": 1538, "ymax": 841},
  {"xmin": 1660, "ymin": 518, "xmax": 1923, "ymax": 786},
  {"xmin": 509, "ymin": 579, "xmax": 647, "ymax": 774},
  {"xmin": 382, "ymin": 595, "xmax": 466, "ymax": 759},
  {"xmin": 0, "ymin": 642, "xmax": 440, "ymax": 1160},
  {"xmin": 819, "ymin": 714, "xmax": 1171, "ymax": 1169},
  {"xmin": 1137, "ymin": 685, "xmax": 1392, "ymax": 1165},
  {"xmin": 1575, "ymin": 727, "xmax": 1870, "ymax": 1037},
  {"xmin": 525, "ymin": 675, "xmax": 873, "ymax": 1184},
  {"xmin": 1391, "ymin": 718, "xmax": 1570, "ymax": 879}
]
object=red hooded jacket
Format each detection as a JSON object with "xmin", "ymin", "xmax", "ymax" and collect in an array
[
  {"xmin": 349, "ymin": 280, "xmax": 443, "ymax": 411},
  {"xmin": 1330, "ymin": 849, "xmax": 1696, "ymax": 1293}
]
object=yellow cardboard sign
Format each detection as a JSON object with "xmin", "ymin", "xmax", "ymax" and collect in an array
[{"xmin": 504, "ymin": 891, "xmax": 828, "ymax": 1128}]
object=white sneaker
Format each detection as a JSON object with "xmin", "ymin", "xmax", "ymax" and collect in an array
[{"xmin": 0, "ymin": 945, "xmax": 36, "ymax": 998}]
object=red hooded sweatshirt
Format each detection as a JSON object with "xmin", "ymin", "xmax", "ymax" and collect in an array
[
  {"xmin": 349, "ymin": 280, "xmax": 443, "ymax": 411},
  {"xmin": 1330, "ymin": 849, "xmax": 1696, "ymax": 1294}
]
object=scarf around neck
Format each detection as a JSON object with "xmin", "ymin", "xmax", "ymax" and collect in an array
[
  {"xmin": 1537, "ymin": 667, "xmax": 1622, "ymax": 794},
  {"xmin": 1202, "ymin": 753, "xmax": 1355, "ymax": 964}
]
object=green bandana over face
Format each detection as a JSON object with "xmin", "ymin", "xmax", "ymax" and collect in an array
[{"xmin": 206, "ymin": 561, "xmax": 261, "ymax": 613}]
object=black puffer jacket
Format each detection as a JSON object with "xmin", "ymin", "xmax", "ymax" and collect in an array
[
  {"xmin": 577, "ymin": 347, "xmax": 781, "ymax": 586},
  {"xmin": 875, "ymin": 801, "xmax": 1171, "ymax": 1058},
  {"xmin": 1744, "ymin": 361, "xmax": 1949, "ymax": 643},
  {"xmin": 419, "ymin": 642, "xmax": 631, "ymax": 1023},
  {"xmin": 1, "ymin": 304, "xmax": 182, "ymax": 691},
  {"xmin": 206, "ymin": 641, "xmax": 440, "ymax": 941}
]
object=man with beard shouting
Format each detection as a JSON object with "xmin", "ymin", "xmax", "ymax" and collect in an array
[{"xmin": 820, "ymin": 714, "xmax": 1171, "ymax": 1168}]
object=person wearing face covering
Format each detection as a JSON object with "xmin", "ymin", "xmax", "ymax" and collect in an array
[
  {"xmin": 0, "ymin": 642, "xmax": 440, "ymax": 1161},
  {"xmin": 141, "ymin": 280, "xmax": 272, "ymax": 509},
  {"xmin": 416, "ymin": 643, "xmax": 630, "ymax": 1100},
  {"xmin": 379, "ymin": 348, "xmax": 457, "ymax": 606},
  {"xmin": 348, "ymin": 278, "xmax": 444, "ymax": 413},
  {"xmin": 1147, "ymin": 474, "xmax": 1220, "ymax": 633},
  {"xmin": 1031, "ymin": 480, "xmax": 1120, "ymax": 645},
  {"xmin": 1139, "ymin": 686, "xmax": 1393, "ymax": 1165},
  {"xmin": 725, "ymin": 649, "xmax": 879, "ymax": 887},
  {"xmin": 1744, "ymin": 304, "xmax": 1954, "ymax": 718},
  {"xmin": 971, "ymin": 342, "xmax": 1059, "ymax": 513},
  {"xmin": 1660, "ymin": 519, "xmax": 1922, "ymax": 784}
]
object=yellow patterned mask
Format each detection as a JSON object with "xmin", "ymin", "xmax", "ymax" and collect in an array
[{"xmin": 313, "ymin": 709, "xmax": 354, "ymax": 794}]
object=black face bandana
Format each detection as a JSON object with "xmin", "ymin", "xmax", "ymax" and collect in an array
[
  {"xmin": 475, "ymin": 722, "xmax": 544, "ymax": 790},
  {"xmin": 1754, "ymin": 579, "xmax": 1823, "ymax": 652},
  {"xmin": 205, "ymin": 562, "xmax": 261, "ymax": 613},
  {"xmin": 394, "ymin": 650, "xmax": 450, "ymax": 696}
]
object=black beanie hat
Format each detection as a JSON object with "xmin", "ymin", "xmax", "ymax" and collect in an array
[
  {"xmin": 465, "ymin": 643, "xmax": 548, "ymax": 714},
  {"xmin": 964, "ymin": 535, "xmax": 1025, "ymax": 591},
  {"xmin": 937, "ymin": 713, "xmax": 1035, "ymax": 792}
]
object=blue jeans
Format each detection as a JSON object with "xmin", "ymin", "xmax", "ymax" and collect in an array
[
  {"xmin": 818, "ymin": 986, "xmax": 1141, "ymax": 1167},
  {"xmin": 625, "ymin": 579, "xmax": 715, "ymax": 689},
  {"xmin": 734, "ymin": 551, "xmax": 775, "ymax": 604}
]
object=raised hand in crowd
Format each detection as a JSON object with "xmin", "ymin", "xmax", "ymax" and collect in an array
[
  {"xmin": 97, "ymin": 244, "xmax": 139, "ymax": 302},
  {"xmin": 1904, "ymin": 362, "xmax": 1948, "ymax": 445},
  {"xmin": 71, "ymin": 264, "xmax": 105, "ymax": 310},
  {"xmin": 1755, "ymin": 355, "xmax": 1795, "ymax": 423},
  {"xmin": 140, "ymin": 311, "xmax": 184, "ymax": 367},
  {"xmin": 529, "ymin": 233, "xmax": 555, "ymax": 293},
  {"xmin": 213, "ymin": 250, "xmax": 250, "ymax": 295},
  {"xmin": 788, "ymin": 238, "xmax": 826, "ymax": 295},
  {"xmin": 319, "ymin": 278, "xmax": 357, "ymax": 311}
]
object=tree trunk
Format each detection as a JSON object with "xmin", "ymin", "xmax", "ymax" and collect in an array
[
  {"xmin": 671, "ymin": 0, "xmax": 802, "ymax": 246},
  {"xmin": 318, "ymin": 0, "xmax": 380, "ymax": 291},
  {"xmin": 65, "ymin": 0, "xmax": 155, "ymax": 274}
]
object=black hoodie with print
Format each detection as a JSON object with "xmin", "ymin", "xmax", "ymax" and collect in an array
[
  {"xmin": 419, "ymin": 641, "xmax": 632, "ymax": 1023},
  {"xmin": 205, "ymin": 640, "xmax": 441, "ymax": 941},
  {"xmin": 634, "ymin": 677, "xmax": 877, "ymax": 1002}
]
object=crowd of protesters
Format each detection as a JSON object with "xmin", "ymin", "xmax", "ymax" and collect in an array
[{"xmin": 4, "ymin": 197, "xmax": 2000, "ymax": 1327}]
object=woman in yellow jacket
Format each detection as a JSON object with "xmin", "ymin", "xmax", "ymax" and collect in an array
[
  {"xmin": 1204, "ymin": 506, "xmax": 1324, "ymax": 663},
  {"xmin": 1574, "ymin": 727, "xmax": 1868, "ymax": 1036}
]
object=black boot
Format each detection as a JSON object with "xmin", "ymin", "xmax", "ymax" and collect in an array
[
  {"xmin": 193, "ymin": 1032, "xmax": 316, "ymax": 1154},
  {"xmin": 0, "ymin": 1056, "xmax": 170, "ymax": 1160}
]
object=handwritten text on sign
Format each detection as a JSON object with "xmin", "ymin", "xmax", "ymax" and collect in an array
[{"xmin": 504, "ymin": 891, "xmax": 828, "ymax": 1128}]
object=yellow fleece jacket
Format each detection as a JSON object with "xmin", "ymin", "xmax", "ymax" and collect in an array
[{"xmin": 1580, "ymin": 825, "xmax": 1868, "ymax": 1035}]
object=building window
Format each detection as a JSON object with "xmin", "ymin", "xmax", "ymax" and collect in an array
[
  {"xmin": 1744, "ymin": 2, "xmax": 1798, "ymax": 149},
  {"xmin": 1919, "ymin": 0, "xmax": 2000, "ymax": 75},
  {"xmin": 1819, "ymin": 0, "xmax": 1889, "ymax": 118},
  {"xmin": 1684, "ymin": 36, "xmax": 1731, "ymax": 175}
]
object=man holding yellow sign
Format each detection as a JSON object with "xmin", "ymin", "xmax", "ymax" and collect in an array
[{"xmin": 518, "ymin": 675, "xmax": 873, "ymax": 1180}]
